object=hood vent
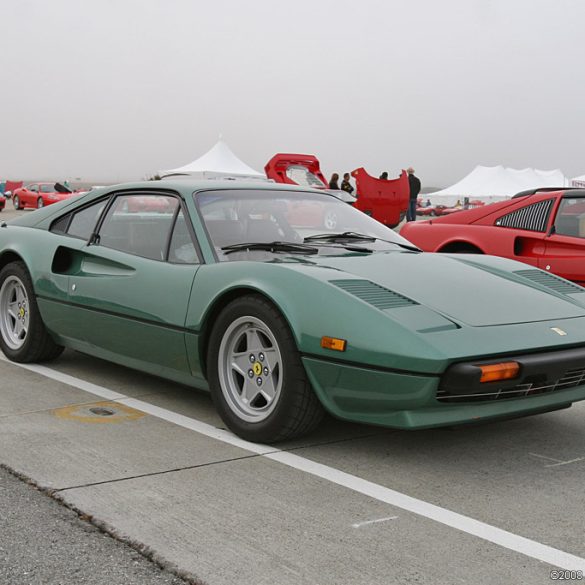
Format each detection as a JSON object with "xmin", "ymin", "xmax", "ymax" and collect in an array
[
  {"xmin": 513, "ymin": 269, "xmax": 584, "ymax": 295},
  {"xmin": 330, "ymin": 279, "xmax": 418, "ymax": 310}
]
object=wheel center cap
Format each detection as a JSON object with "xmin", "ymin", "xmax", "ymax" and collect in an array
[{"xmin": 253, "ymin": 362, "xmax": 262, "ymax": 376}]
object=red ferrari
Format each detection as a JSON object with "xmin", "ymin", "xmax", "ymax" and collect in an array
[
  {"xmin": 400, "ymin": 188, "xmax": 585, "ymax": 286},
  {"xmin": 0, "ymin": 194, "xmax": 5, "ymax": 212},
  {"xmin": 12, "ymin": 183, "xmax": 79, "ymax": 210}
]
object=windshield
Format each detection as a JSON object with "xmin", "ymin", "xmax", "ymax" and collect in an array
[{"xmin": 195, "ymin": 189, "xmax": 415, "ymax": 260}]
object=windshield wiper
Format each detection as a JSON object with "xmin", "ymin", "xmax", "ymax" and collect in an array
[
  {"xmin": 221, "ymin": 241, "xmax": 319, "ymax": 255},
  {"xmin": 304, "ymin": 231, "xmax": 377, "ymax": 243},
  {"xmin": 303, "ymin": 232, "xmax": 421, "ymax": 252}
]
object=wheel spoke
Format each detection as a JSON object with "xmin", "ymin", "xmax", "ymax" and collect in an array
[
  {"xmin": 245, "ymin": 328, "xmax": 263, "ymax": 352},
  {"xmin": 261, "ymin": 376, "xmax": 277, "ymax": 403},
  {"xmin": 7, "ymin": 306, "xmax": 17, "ymax": 320},
  {"xmin": 261, "ymin": 348, "xmax": 279, "ymax": 371},
  {"xmin": 230, "ymin": 353, "xmax": 250, "ymax": 377},
  {"xmin": 242, "ymin": 381, "xmax": 261, "ymax": 405}
]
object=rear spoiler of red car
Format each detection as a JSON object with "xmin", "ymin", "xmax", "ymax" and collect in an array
[{"xmin": 512, "ymin": 187, "xmax": 582, "ymax": 199}]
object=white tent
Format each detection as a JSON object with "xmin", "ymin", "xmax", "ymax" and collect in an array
[
  {"xmin": 571, "ymin": 175, "xmax": 585, "ymax": 188},
  {"xmin": 159, "ymin": 139, "xmax": 266, "ymax": 181},
  {"xmin": 428, "ymin": 165, "xmax": 568, "ymax": 206}
]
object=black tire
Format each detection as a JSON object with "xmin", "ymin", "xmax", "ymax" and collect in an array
[
  {"xmin": 207, "ymin": 294, "xmax": 324, "ymax": 443},
  {"xmin": 13, "ymin": 196, "xmax": 21, "ymax": 210},
  {"xmin": 37, "ymin": 198, "xmax": 44, "ymax": 209},
  {"xmin": 0, "ymin": 262, "xmax": 64, "ymax": 363}
]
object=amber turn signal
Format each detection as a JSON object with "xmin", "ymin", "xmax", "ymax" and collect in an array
[
  {"xmin": 478, "ymin": 361, "xmax": 520, "ymax": 383},
  {"xmin": 321, "ymin": 336, "xmax": 347, "ymax": 351}
]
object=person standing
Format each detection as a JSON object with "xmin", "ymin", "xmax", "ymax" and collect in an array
[
  {"xmin": 340, "ymin": 172, "xmax": 354, "ymax": 194},
  {"xmin": 407, "ymin": 167, "xmax": 421, "ymax": 222},
  {"xmin": 379, "ymin": 172, "xmax": 389, "ymax": 180},
  {"xmin": 328, "ymin": 173, "xmax": 340, "ymax": 190}
]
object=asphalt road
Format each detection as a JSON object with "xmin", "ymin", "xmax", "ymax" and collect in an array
[
  {"xmin": 1, "ymin": 202, "xmax": 585, "ymax": 584},
  {"xmin": 0, "ymin": 466, "xmax": 189, "ymax": 585}
]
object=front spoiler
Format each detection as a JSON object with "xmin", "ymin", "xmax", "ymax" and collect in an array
[{"xmin": 302, "ymin": 356, "xmax": 585, "ymax": 429}]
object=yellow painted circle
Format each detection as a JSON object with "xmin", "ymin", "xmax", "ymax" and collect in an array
[
  {"xmin": 253, "ymin": 362, "xmax": 262, "ymax": 376},
  {"xmin": 52, "ymin": 401, "xmax": 146, "ymax": 424}
]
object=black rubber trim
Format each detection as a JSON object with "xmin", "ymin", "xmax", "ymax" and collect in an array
[
  {"xmin": 301, "ymin": 352, "xmax": 439, "ymax": 378},
  {"xmin": 36, "ymin": 295, "xmax": 200, "ymax": 335},
  {"xmin": 441, "ymin": 345, "xmax": 585, "ymax": 395}
]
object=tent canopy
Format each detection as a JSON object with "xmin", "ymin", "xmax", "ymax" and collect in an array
[
  {"xmin": 429, "ymin": 165, "xmax": 568, "ymax": 205},
  {"xmin": 571, "ymin": 174, "xmax": 585, "ymax": 188},
  {"xmin": 160, "ymin": 139, "xmax": 265, "ymax": 180}
]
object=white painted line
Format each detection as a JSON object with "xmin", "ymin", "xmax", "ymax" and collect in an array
[
  {"xmin": 529, "ymin": 453, "xmax": 585, "ymax": 467},
  {"xmin": 545, "ymin": 457, "xmax": 585, "ymax": 468},
  {"xmin": 352, "ymin": 516, "xmax": 398, "ymax": 528},
  {"xmin": 529, "ymin": 453, "xmax": 563, "ymax": 464},
  {"xmin": 0, "ymin": 355, "xmax": 125, "ymax": 401},
  {"xmin": 3, "ymin": 355, "xmax": 585, "ymax": 572}
]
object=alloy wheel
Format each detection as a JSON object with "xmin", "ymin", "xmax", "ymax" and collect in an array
[
  {"xmin": 0, "ymin": 275, "xmax": 30, "ymax": 350},
  {"xmin": 217, "ymin": 316, "xmax": 283, "ymax": 423}
]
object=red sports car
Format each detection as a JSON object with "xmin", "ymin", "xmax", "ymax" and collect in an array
[
  {"xmin": 0, "ymin": 194, "xmax": 5, "ymax": 212},
  {"xmin": 400, "ymin": 188, "xmax": 585, "ymax": 286},
  {"xmin": 12, "ymin": 183, "xmax": 79, "ymax": 210}
]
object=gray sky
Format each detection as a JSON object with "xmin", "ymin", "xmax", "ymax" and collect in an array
[{"xmin": 2, "ymin": 0, "xmax": 584, "ymax": 187}]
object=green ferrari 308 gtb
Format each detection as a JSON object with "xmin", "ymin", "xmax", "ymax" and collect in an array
[{"xmin": 2, "ymin": 180, "xmax": 585, "ymax": 443}]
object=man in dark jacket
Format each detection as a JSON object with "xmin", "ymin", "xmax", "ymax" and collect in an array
[
  {"xmin": 340, "ymin": 173, "xmax": 354, "ymax": 195},
  {"xmin": 407, "ymin": 167, "xmax": 421, "ymax": 222}
]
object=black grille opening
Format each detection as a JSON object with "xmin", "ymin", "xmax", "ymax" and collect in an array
[{"xmin": 437, "ymin": 367, "xmax": 585, "ymax": 403}]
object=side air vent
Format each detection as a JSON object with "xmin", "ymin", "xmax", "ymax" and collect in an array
[
  {"xmin": 330, "ymin": 279, "xmax": 418, "ymax": 309},
  {"xmin": 514, "ymin": 269, "xmax": 584, "ymax": 295}
]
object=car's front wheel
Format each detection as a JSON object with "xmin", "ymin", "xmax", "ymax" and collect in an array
[
  {"xmin": 0, "ymin": 262, "xmax": 63, "ymax": 362},
  {"xmin": 207, "ymin": 295, "xmax": 323, "ymax": 443},
  {"xmin": 13, "ymin": 196, "xmax": 21, "ymax": 210}
]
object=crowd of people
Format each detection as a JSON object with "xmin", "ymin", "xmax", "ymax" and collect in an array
[{"xmin": 327, "ymin": 167, "xmax": 421, "ymax": 222}]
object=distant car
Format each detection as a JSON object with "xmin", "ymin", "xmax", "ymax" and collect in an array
[
  {"xmin": 12, "ymin": 183, "xmax": 79, "ymax": 210},
  {"xmin": 433, "ymin": 204, "xmax": 462, "ymax": 216},
  {"xmin": 3, "ymin": 181, "xmax": 585, "ymax": 443},
  {"xmin": 0, "ymin": 194, "xmax": 5, "ymax": 212},
  {"xmin": 400, "ymin": 188, "xmax": 585, "ymax": 286}
]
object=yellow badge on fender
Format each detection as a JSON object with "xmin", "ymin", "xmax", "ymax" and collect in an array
[{"xmin": 551, "ymin": 327, "xmax": 567, "ymax": 336}]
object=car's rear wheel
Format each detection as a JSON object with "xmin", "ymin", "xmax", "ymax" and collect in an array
[
  {"xmin": 37, "ymin": 198, "xmax": 44, "ymax": 209},
  {"xmin": 13, "ymin": 196, "xmax": 21, "ymax": 210},
  {"xmin": 0, "ymin": 262, "xmax": 63, "ymax": 362},
  {"xmin": 207, "ymin": 295, "xmax": 324, "ymax": 443}
]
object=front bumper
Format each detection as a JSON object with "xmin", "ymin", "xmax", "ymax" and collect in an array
[{"xmin": 302, "ymin": 355, "xmax": 585, "ymax": 429}]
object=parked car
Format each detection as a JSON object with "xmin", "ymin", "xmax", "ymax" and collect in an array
[
  {"xmin": 0, "ymin": 194, "xmax": 5, "ymax": 212},
  {"xmin": 3, "ymin": 181, "xmax": 585, "ymax": 443},
  {"xmin": 400, "ymin": 188, "xmax": 585, "ymax": 286},
  {"xmin": 12, "ymin": 182, "xmax": 79, "ymax": 210}
]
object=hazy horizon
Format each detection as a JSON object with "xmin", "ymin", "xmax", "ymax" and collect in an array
[{"xmin": 2, "ymin": 0, "xmax": 584, "ymax": 188}]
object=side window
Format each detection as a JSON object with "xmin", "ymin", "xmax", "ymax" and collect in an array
[
  {"xmin": 50, "ymin": 199, "xmax": 108, "ymax": 238},
  {"xmin": 97, "ymin": 194, "xmax": 178, "ymax": 261},
  {"xmin": 68, "ymin": 200, "xmax": 108, "ymax": 239},
  {"xmin": 494, "ymin": 199, "xmax": 554, "ymax": 232},
  {"xmin": 29, "ymin": 185, "xmax": 39, "ymax": 193},
  {"xmin": 40, "ymin": 184, "xmax": 54, "ymax": 193},
  {"xmin": 168, "ymin": 209, "xmax": 198, "ymax": 264},
  {"xmin": 553, "ymin": 198, "xmax": 585, "ymax": 238}
]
